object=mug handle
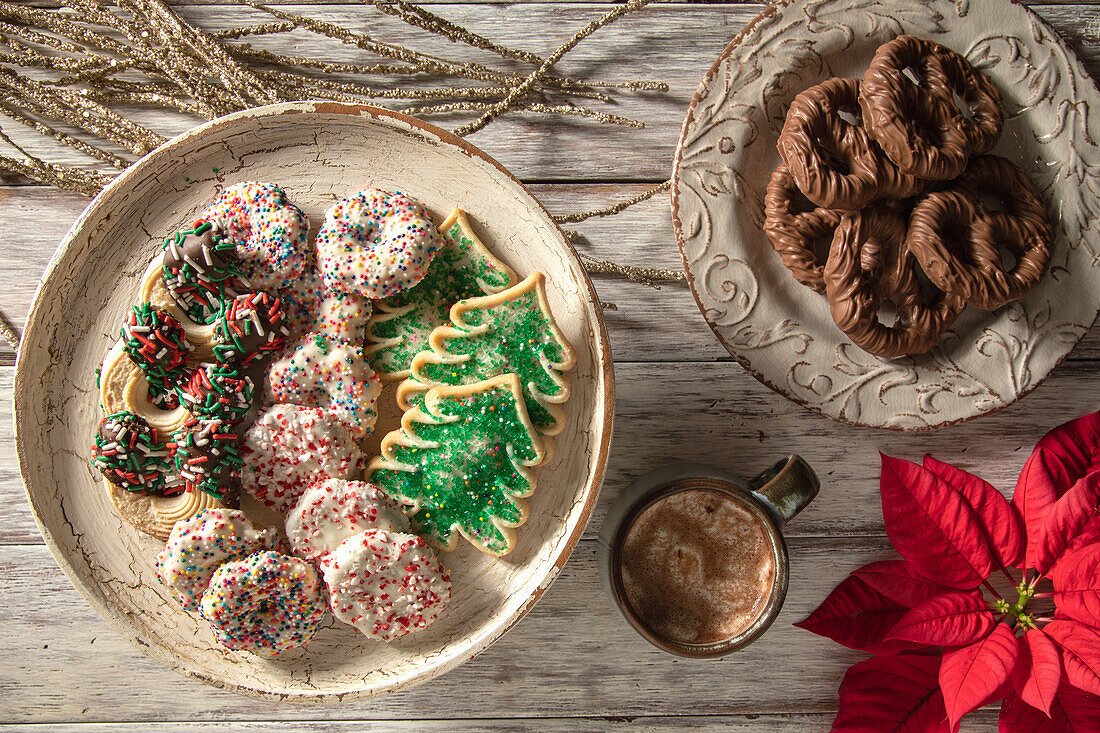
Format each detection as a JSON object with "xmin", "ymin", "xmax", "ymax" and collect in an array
[{"xmin": 747, "ymin": 454, "xmax": 820, "ymax": 526}]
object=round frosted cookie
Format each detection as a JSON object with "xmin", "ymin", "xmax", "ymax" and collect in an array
[
  {"xmin": 139, "ymin": 258, "xmax": 217, "ymax": 361},
  {"xmin": 212, "ymin": 291, "xmax": 290, "ymax": 366},
  {"xmin": 265, "ymin": 332, "xmax": 382, "ymax": 437},
  {"xmin": 171, "ymin": 416, "xmax": 243, "ymax": 502},
  {"xmin": 121, "ymin": 303, "xmax": 192, "ymax": 408},
  {"xmin": 241, "ymin": 404, "xmax": 363, "ymax": 514},
  {"xmin": 156, "ymin": 508, "xmax": 278, "ymax": 611},
  {"xmin": 285, "ymin": 478, "xmax": 410, "ymax": 561},
  {"xmin": 179, "ymin": 362, "xmax": 255, "ymax": 424},
  {"xmin": 320, "ymin": 529, "xmax": 451, "ymax": 640},
  {"xmin": 92, "ymin": 411, "xmax": 174, "ymax": 494},
  {"xmin": 162, "ymin": 220, "xmax": 246, "ymax": 325},
  {"xmin": 315, "ymin": 188, "xmax": 443, "ymax": 299},
  {"xmin": 197, "ymin": 182, "xmax": 311, "ymax": 292},
  {"xmin": 201, "ymin": 550, "xmax": 328, "ymax": 656}
]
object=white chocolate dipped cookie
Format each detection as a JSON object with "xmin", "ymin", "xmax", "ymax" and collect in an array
[
  {"xmin": 265, "ymin": 332, "xmax": 382, "ymax": 437},
  {"xmin": 285, "ymin": 478, "xmax": 410, "ymax": 561},
  {"xmin": 156, "ymin": 508, "xmax": 279, "ymax": 611},
  {"xmin": 319, "ymin": 529, "xmax": 451, "ymax": 641}
]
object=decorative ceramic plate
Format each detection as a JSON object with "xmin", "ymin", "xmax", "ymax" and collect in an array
[
  {"xmin": 672, "ymin": 0, "xmax": 1100, "ymax": 430},
  {"xmin": 13, "ymin": 102, "xmax": 613, "ymax": 700}
]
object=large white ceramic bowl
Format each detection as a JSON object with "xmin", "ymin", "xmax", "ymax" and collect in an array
[{"xmin": 13, "ymin": 102, "xmax": 613, "ymax": 701}]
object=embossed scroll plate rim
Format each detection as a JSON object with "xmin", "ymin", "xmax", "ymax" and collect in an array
[
  {"xmin": 671, "ymin": 0, "xmax": 1100, "ymax": 430},
  {"xmin": 13, "ymin": 101, "xmax": 614, "ymax": 701}
]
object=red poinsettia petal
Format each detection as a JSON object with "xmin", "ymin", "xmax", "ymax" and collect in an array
[
  {"xmin": 794, "ymin": 575, "xmax": 921, "ymax": 655},
  {"xmin": 1046, "ymin": 620, "xmax": 1100, "ymax": 696},
  {"xmin": 881, "ymin": 454, "xmax": 997, "ymax": 589},
  {"xmin": 1055, "ymin": 682, "xmax": 1100, "ymax": 731},
  {"xmin": 924, "ymin": 455, "xmax": 1024, "ymax": 568},
  {"xmin": 1032, "ymin": 472, "xmax": 1100, "ymax": 575},
  {"xmin": 887, "ymin": 591, "xmax": 996, "ymax": 647},
  {"xmin": 853, "ymin": 560, "xmax": 954, "ymax": 608},
  {"xmin": 1048, "ymin": 516, "xmax": 1100, "ymax": 580},
  {"xmin": 1013, "ymin": 628, "xmax": 1063, "ymax": 716},
  {"xmin": 1015, "ymin": 411, "xmax": 1100, "ymax": 569},
  {"xmin": 832, "ymin": 653, "xmax": 957, "ymax": 733},
  {"xmin": 1052, "ymin": 545, "xmax": 1100, "ymax": 627},
  {"xmin": 939, "ymin": 623, "xmax": 1018, "ymax": 725},
  {"xmin": 1002, "ymin": 683, "xmax": 1100, "ymax": 732}
]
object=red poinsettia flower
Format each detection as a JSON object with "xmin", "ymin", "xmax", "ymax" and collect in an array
[{"xmin": 797, "ymin": 411, "xmax": 1100, "ymax": 731}]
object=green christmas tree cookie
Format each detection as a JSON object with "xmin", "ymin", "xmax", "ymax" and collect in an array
[
  {"xmin": 367, "ymin": 374, "xmax": 544, "ymax": 556},
  {"xmin": 365, "ymin": 209, "xmax": 517, "ymax": 380},
  {"xmin": 397, "ymin": 272, "xmax": 576, "ymax": 437}
]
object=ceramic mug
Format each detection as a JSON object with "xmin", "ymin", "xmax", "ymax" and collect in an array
[{"xmin": 597, "ymin": 456, "xmax": 819, "ymax": 658}]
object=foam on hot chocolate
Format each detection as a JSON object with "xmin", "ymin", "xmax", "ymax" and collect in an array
[{"xmin": 619, "ymin": 489, "xmax": 776, "ymax": 645}]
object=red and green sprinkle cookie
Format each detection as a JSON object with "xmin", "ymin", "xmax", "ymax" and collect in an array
[
  {"xmin": 121, "ymin": 303, "xmax": 191, "ymax": 407},
  {"xmin": 213, "ymin": 292, "xmax": 290, "ymax": 366},
  {"xmin": 91, "ymin": 411, "xmax": 176, "ymax": 495},
  {"xmin": 162, "ymin": 221, "xmax": 246, "ymax": 325},
  {"xmin": 180, "ymin": 362, "xmax": 255, "ymax": 423},
  {"xmin": 170, "ymin": 416, "xmax": 243, "ymax": 502}
]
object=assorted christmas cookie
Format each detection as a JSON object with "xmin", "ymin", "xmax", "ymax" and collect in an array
[
  {"xmin": 366, "ymin": 208, "xmax": 517, "ymax": 380},
  {"xmin": 197, "ymin": 181, "xmax": 311, "ymax": 292},
  {"xmin": 316, "ymin": 188, "xmax": 444, "ymax": 299},
  {"xmin": 212, "ymin": 291, "xmax": 290, "ymax": 366},
  {"xmin": 312, "ymin": 292, "xmax": 372, "ymax": 344},
  {"xmin": 400, "ymin": 272, "xmax": 576, "ymax": 437},
  {"xmin": 320, "ymin": 529, "xmax": 451, "ymax": 641},
  {"xmin": 162, "ymin": 220, "xmax": 246, "ymax": 324},
  {"xmin": 285, "ymin": 478, "xmax": 411, "ymax": 561},
  {"xmin": 92, "ymin": 411, "xmax": 174, "ymax": 494},
  {"xmin": 368, "ymin": 374, "xmax": 545, "ymax": 556},
  {"xmin": 170, "ymin": 416, "xmax": 243, "ymax": 503},
  {"xmin": 156, "ymin": 508, "xmax": 279, "ymax": 612},
  {"xmin": 179, "ymin": 362, "xmax": 255, "ymax": 424},
  {"xmin": 241, "ymin": 403, "xmax": 362, "ymax": 514},
  {"xmin": 266, "ymin": 332, "xmax": 382, "ymax": 437},
  {"xmin": 200, "ymin": 550, "xmax": 328, "ymax": 656},
  {"xmin": 139, "ymin": 259, "xmax": 217, "ymax": 361}
]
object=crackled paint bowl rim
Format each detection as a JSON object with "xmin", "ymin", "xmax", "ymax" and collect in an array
[
  {"xmin": 670, "ymin": 0, "xmax": 1100, "ymax": 431},
  {"xmin": 13, "ymin": 101, "xmax": 614, "ymax": 701}
]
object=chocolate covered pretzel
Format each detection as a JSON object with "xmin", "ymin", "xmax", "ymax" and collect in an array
[
  {"xmin": 763, "ymin": 164, "xmax": 843, "ymax": 292},
  {"xmin": 906, "ymin": 156, "xmax": 1051, "ymax": 310},
  {"xmin": 825, "ymin": 206, "xmax": 966, "ymax": 358},
  {"xmin": 860, "ymin": 35, "xmax": 1002, "ymax": 180},
  {"xmin": 777, "ymin": 77, "xmax": 925, "ymax": 210}
]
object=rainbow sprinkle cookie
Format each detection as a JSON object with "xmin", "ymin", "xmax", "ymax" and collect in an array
[
  {"xmin": 156, "ymin": 508, "xmax": 278, "ymax": 612},
  {"xmin": 212, "ymin": 291, "xmax": 290, "ymax": 366},
  {"xmin": 241, "ymin": 404, "xmax": 362, "ymax": 514},
  {"xmin": 320, "ymin": 529, "xmax": 450, "ymax": 641},
  {"xmin": 162, "ymin": 220, "xmax": 246, "ymax": 325},
  {"xmin": 315, "ymin": 188, "xmax": 443, "ymax": 299},
  {"xmin": 201, "ymin": 550, "xmax": 328, "ymax": 656},
  {"xmin": 180, "ymin": 362, "xmax": 255, "ymax": 424},
  {"xmin": 121, "ymin": 303, "xmax": 192, "ymax": 408},
  {"xmin": 285, "ymin": 478, "xmax": 410, "ymax": 561},
  {"xmin": 170, "ymin": 416, "xmax": 243, "ymax": 502},
  {"xmin": 265, "ymin": 332, "xmax": 382, "ymax": 437},
  {"xmin": 312, "ymin": 292, "xmax": 372, "ymax": 345},
  {"xmin": 91, "ymin": 411, "xmax": 174, "ymax": 494},
  {"xmin": 198, "ymin": 182, "xmax": 311, "ymax": 292}
]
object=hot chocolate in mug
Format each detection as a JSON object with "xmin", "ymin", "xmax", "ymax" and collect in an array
[{"xmin": 597, "ymin": 457, "xmax": 819, "ymax": 658}]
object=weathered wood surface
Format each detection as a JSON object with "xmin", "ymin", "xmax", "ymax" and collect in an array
[{"xmin": 4, "ymin": 0, "xmax": 1100, "ymax": 727}]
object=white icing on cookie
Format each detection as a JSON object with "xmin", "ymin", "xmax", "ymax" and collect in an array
[
  {"xmin": 285, "ymin": 478, "xmax": 410, "ymax": 561},
  {"xmin": 200, "ymin": 550, "xmax": 328, "ymax": 656},
  {"xmin": 265, "ymin": 332, "xmax": 382, "ymax": 437},
  {"xmin": 240, "ymin": 404, "xmax": 362, "ymax": 514},
  {"xmin": 315, "ymin": 188, "xmax": 443, "ymax": 299},
  {"xmin": 156, "ymin": 508, "xmax": 278, "ymax": 611},
  {"xmin": 312, "ymin": 292, "xmax": 372, "ymax": 344},
  {"xmin": 320, "ymin": 529, "xmax": 451, "ymax": 641},
  {"xmin": 198, "ymin": 181, "xmax": 311, "ymax": 292}
]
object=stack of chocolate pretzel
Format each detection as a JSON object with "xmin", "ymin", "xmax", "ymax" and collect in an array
[{"xmin": 764, "ymin": 35, "xmax": 1052, "ymax": 359}]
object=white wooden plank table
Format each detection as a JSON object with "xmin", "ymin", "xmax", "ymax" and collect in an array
[{"xmin": 0, "ymin": 2, "xmax": 1098, "ymax": 730}]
